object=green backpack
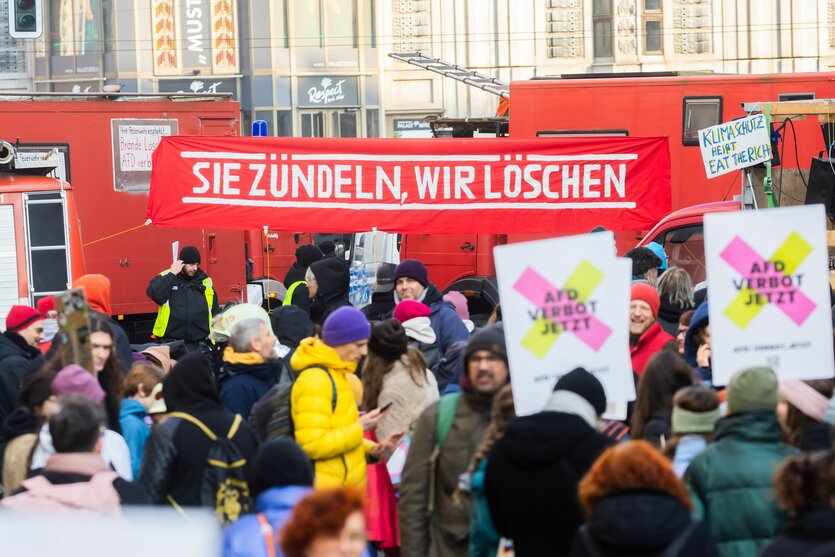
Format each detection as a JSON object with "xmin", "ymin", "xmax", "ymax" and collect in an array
[{"xmin": 427, "ymin": 392, "xmax": 461, "ymax": 514}]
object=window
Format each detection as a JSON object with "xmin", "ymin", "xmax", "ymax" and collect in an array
[
  {"xmin": 593, "ymin": 0, "xmax": 613, "ymax": 58},
  {"xmin": 682, "ymin": 96, "xmax": 722, "ymax": 146},
  {"xmin": 650, "ymin": 225, "xmax": 707, "ymax": 284},
  {"xmin": 642, "ymin": 0, "xmax": 662, "ymax": 54},
  {"xmin": 537, "ymin": 129, "xmax": 629, "ymax": 137}
]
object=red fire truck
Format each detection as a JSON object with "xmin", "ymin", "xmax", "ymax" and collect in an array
[
  {"xmin": 0, "ymin": 142, "xmax": 85, "ymax": 329},
  {"xmin": 0, "ymin": 94, "xmax": 306, "ymax": 340},
  {"xmin": 378, "ymin": 69, "xmax": 835, "ymax": 318}
]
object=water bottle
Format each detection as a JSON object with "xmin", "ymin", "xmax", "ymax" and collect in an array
[
  {"xmin": 349, "ymin": 263, "xmax": 360, "ymax": 306},
  {"xmin": 359, "ymin": 267, "xmax": 369, "ymax": 306}
]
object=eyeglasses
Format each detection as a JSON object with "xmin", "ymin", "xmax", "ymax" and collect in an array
[{"xmin": 468, "ymin": 354, "xmax": 503, "ymax": 365}]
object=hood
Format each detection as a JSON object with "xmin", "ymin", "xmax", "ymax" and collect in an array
[
  {"xmin": 309, "ymin": 258, "xmax": 349, "ymax": 305},
  {"xmin": 163, "ymin": 352, "xmax": 222, "ymax": 412},
  {"xmin": 256, "ymin": 485, "xmax": 313, "ymax": 513},
  {"xmin": 714, "ymin": 410, "xmax": 783, "ymax": 444},
  {"xmin": 283, "ymin": 262, "xmax": 307, "ymax": 289},
  {"xmin": 220, "ymin": 349, "xmax": 279, "ymax": 385},
  {"xmin": 72, "ymin": 274, "xmax": 112, "ymax": 315},
  {"xmin": 402, "ymin": 316, "xmax": 436, "ymax": 344},
  {"xmin": 500, "ymin": 411, "xmax": 599, "ymax": 467},
  {"xmin": 2, "ymin": 407, "xmax": 38, "ymax": 441},
  {"xmin": 658, "ymin": 292, "xmax": 690, "ymax": 323},
  {"xmin": 587, "ymin": 490, "xmax": 691, "ymax": 549},
  {"xmin": 0, "ymin": 331, "xmax": 37, "ymax": 361},
  {"xmin": 119, "ymin": 398, "xmax": 147, "ymax": 421},
  {"xmin": 270, "ymin": 305, "xmax": 314, "ymax": 348},
  {"xmin": 683, "ymin": 301, "xmax": 709, "ymax": 366},
  {"xmin": 289, "ymin": 337, "xmax": 357, "ymax": 377}
]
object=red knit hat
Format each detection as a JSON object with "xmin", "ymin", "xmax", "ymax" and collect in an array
[
  {"xmin": 5, "ymin": 305, "xmax": 43, "ymax": 333},
  {"xmin": 394, "ymin": 300, "xmax": 431, "ymax": 323},
  {"xmin": 37, "ymin": 296, "xmax": 56, "ymax": 318},
  {"xmin": 630, "ymin": 283, "xmax": 661, "ymax": 318}
]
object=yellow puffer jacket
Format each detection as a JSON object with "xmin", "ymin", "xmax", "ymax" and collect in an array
[{"xmin": 290, "ymin": 337, "xmax": 372, "ymax": 488}]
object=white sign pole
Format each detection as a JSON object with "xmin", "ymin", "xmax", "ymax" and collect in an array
[
  {"xmin": 495, "ymin": 233, "xmax": 635, "ymax": 416},
  {"xmin": 705, "ymin": 205, "xmax": 835, "ymax": 385}
]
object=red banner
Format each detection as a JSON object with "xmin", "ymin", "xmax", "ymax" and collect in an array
[{"xmin": 147, "ymin": 136, "xmax": 671, "ymax": 234}]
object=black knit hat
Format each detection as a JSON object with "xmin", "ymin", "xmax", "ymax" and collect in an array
[
  {"xmin": 179, "ymin": 246, "xmax": 201, "ymax": 265},
  {"xmin": 295, "ymin": 244, "xmax": 324, "ymax": 268},
  {"xmin": 250, "ymin": 438, "xmax": 314, "ymax": 496},
  {"xmin": 318, "ymin": 240, "xmax": 336, "ymax": 255},
  {"xmin": 554, "ymin": 367, "xmax": 607, "ymax": 416},
  {"xmin": 625, "ymin": 247, "xmax": 662, "ymax": 277},
  {"xmin": 369, "ymin": 319, "xmax": 408, "ymax": 362},
  {"xmin": 464, "ymin": 325, "xmax": 508, "ymax": 365}
]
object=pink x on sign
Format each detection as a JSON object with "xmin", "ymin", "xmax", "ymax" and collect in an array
[
  {"xmin": 514, "ymin": 264, "xmax": 612, "ymax": 358},
  {"xmin": 720, "ymin": 234, "xmax": 815, "ymax": 329}
]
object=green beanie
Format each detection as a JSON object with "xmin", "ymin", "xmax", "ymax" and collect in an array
[{"xmin": 726, "ymin": 366, "xmax": 779, "ymax": 413}]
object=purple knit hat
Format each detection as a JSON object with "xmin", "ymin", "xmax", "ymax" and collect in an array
[
  {"xmin": 394, "ymin": 259, "xmax": 429, "ymax": 287},
  {"xmin": 322, "ymin": 306, "xmax": 371, "ymax": 346},
  {"xmin": 52, "ymin": 364, "xmax": 106, "ymax": 404}
]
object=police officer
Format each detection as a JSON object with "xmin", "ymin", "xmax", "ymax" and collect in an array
[{"xmin": 146, "ymin": 246, "xmax": 220, "ymax": 351}]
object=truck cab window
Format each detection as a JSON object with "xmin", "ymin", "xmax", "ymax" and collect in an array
[
  {"xmin": 651, "ymin": 225, "xmax": 706, "ymax": 284},
  {"xmin": 682, "ymin": 96, "xmax": 722, "ymax": 146}
]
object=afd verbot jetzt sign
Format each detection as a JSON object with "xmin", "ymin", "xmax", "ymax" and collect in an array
[
  {"xmin": 494, "ymin": 233, "xmax": 634, "ymax": 416},
  {"xmin": 705, "ymin": 205, "xmax": 835, "ymax": 385},
  {"xmin": 699, "ymin": 114, "xmax": 772, "ymax": 179}
]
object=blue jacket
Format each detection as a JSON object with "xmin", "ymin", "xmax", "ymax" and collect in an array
[
  {"xmin": 470, "ymin": 459, "xmax": 501, "ymax": 557},
  {"xmin": 222, "ymin": 485, "xmax": 312, "ymax": 557},
  {"xmin": 218, "ymin": 359, "xmax": 280, "ymax": 421},
  {"xmin": 683, "ymin": 301, "xmax": 711, "ymax": 384},
  {"xmin": 424, "ymin": 285, "xmax": 470, "ymax": 356},
  {"xmin": 119, "ymin": 398, "xmax": 151, "ymax": 480}
]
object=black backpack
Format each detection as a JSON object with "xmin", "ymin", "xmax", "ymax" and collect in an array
[
  {"xmin": 166, "ymin": 412, "xmax": 251, "ymax": 526},
  {"xmin": 249, "ymin": 364, "xmax": 336, "ymax": 441}
]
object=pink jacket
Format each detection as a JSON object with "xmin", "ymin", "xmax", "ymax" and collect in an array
[{"xmin": 1, "ymin": 453, "xmax": 121, "ymax": 515}]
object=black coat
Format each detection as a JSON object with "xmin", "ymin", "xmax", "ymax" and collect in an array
[
  {"xmin": 568, "ymin": 490, "xmax": 719, "ymax": 557},
  {"xmin": 361, "ymin": 291, "xmax": 396, "ymax": 322},
  {"xmin": 146, "ymin": 268, "xmax": 220, "ymax": 342},
  {"xmin": 217, "ymin": 359, "xmax": 281, "ymax": 420},
  {"xmin": 22, "ymin": 469, "xmax": 151, "ymax": 506},
  {"xmin": 485, "ymin": 412, "xmax": 611, "ymax": 557},
  {"xmin": 308, "ymin": 258, "xmax": 351, "ymax": 326},
  {"xmin": 138, "ymin": 354, "xmax": 259, "ymax": 507},
  {"xmin": 0, "ymin": 332, "xmax": 43, "ymax": 428},
  {"xmin": 759, "ymin": 508, "xmax": 835, "ymax": 557},
  {"xmin": 283, "ymin": 262, "xmax": 313, "ymax": 315}
]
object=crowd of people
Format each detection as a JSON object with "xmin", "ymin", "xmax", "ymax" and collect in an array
[{"xmin": 0, "ymin": 241, "xmax": 834, "ymax": 557}]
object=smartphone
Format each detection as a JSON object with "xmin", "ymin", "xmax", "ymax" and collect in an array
[{"xmin": 380, "ymin": 401, "xmax": 394, "ymax": 413}]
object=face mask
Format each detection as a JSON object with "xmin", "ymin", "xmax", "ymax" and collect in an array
[{"xmin": 41, "ymin": 319, "xmax": 59, "ymax": 342}]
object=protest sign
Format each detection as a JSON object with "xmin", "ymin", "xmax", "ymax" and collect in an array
[
  {"xmin": 148, "ymin": 136, "xmax": 671, "ymax": 234},
  {"xmin": 699, "ymin": 114, "xmax": 771, "ymax": 178},
  {"xmin": 705, "ymin": 205, "xmax": 834, "ymax": 385},
  {"xmin": 494, "ymin": 233, "xmax": 634, "ymax": 416}
]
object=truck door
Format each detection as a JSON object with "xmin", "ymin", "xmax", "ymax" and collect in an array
[
  {"xmin": 401, "ymin": 233, "xmax": 478, "ymax": 292},
  {"xmin": 24, "ymin": 192, "xmax": 72, "ymax": 303},
  {"xmin": 0, "ymin": 204, "xmax": 20, "ymax": 328}
]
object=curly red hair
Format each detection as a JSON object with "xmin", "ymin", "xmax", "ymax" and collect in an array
[
  {"xmin": 578, "ymin": 440, "xmax": 692, "ymax": 518},
  {"xmin": 280, "ymin": 488, "xmax": 365, "ymax": 557}
]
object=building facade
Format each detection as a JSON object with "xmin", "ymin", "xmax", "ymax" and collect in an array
[{"xmin": 1, "ymin": 0, "xmax": 834, "ymax": 137}]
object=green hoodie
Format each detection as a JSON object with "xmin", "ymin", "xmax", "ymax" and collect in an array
[{"xmin": 685, "ymin": 411, "xmax": 800, "ymax": 557}]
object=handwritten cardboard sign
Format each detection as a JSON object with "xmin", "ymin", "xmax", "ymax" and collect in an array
[
  {"xmin": 705, "ymin": 205, "xmax": 834, "ymax": 385},
  {"xmin": 494, "ymin": 233, "xmax": 635, "ymax": 416},
  {"xmin": 699, "ymin": 114, "xmax": 771, "ymax": 178}
]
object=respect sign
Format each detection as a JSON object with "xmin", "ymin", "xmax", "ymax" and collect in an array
[
  {"xmin": 495, "ymin": 233, "xmax": 635, "ymax": 416},
  {"xmin": 699, "ymin": 115, "xmax": 772, "ymax": 178},
  {"xmin": 705, "ymin": 205, "xmax": 835, "ymax": 385}
]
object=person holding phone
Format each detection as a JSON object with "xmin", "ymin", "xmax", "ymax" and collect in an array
[{"xmin": 362, "ymin": 319, "xmax": 439, "ymax": 442}]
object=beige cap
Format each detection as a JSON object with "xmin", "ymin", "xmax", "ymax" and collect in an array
[{"xmin": 210, "ymin": 303, "xmax": 274, "ymax": 341}]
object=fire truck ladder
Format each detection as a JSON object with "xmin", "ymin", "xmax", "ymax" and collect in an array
[{"xmin": 388, "ymin": 52, "xmax": 509, "ymax": 99}]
